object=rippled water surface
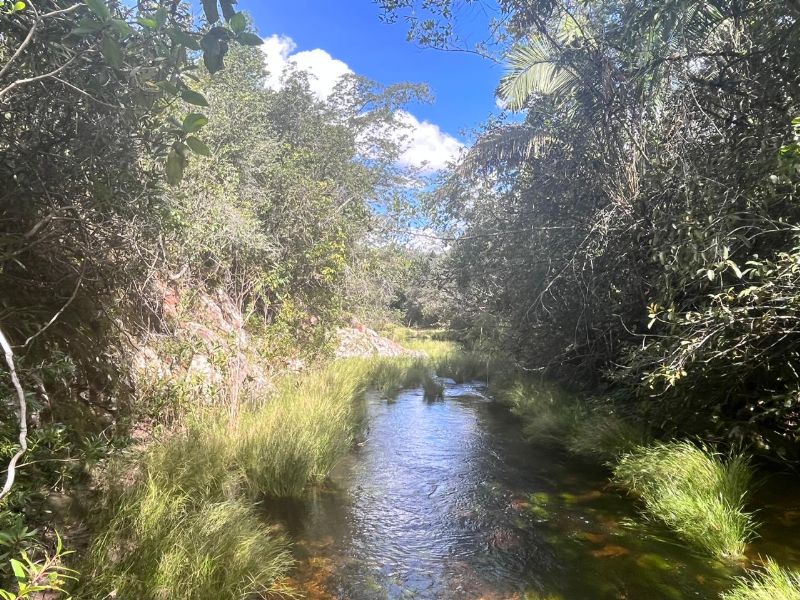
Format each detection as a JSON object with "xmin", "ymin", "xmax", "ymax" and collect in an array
[{"xmin": 268, "ymin": 380, "xmax": 800, "ymax": 600}]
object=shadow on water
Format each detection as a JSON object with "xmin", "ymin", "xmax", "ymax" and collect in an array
[{"xmin": 264, "ymin": 381, "xmax": 800, "ymax": 600}]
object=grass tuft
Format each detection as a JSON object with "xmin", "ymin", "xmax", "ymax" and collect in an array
[
  {"xmin": 85, "ymin": 361, "xmax": 376, "ymax": 598},
  {"xmin": 495, "ymin": 379, "xmax": 582, "ymax": 443},
  {"xmin": 722, "ymin": 559, "xmax": 800, "ymax": 600},
  {"xmin": 87, "ymin": 439, "xmax": 294, "ymax": 599},
  {"xmin": 613, "ymin": 441, "xmax": 756, "ymax": 559},
  {"xmin": 237, "ymin": 360, "xmax": 369, "ymax": 497},
  {"xmin": 567, "ymin": 412, "xmax": 647, "ymax": 463},
  {"xmin": 422, "ymin": 374, "xmax": 445, "ymax": 400}
]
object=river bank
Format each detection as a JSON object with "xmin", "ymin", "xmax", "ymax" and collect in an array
[{"xmin": 72, "ymin": 329, "xmax": 800, "ymax": 599}]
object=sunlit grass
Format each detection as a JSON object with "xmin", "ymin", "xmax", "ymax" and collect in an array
[
  {"xmin": 613, "ymin": 441, "xmax": 756, "ymax": 559},
  {"xmin": 568, "ymin": 411, "xmax": 647, "ymax": 463},
  {"xmin": 85, "ymin": 361, "xmax": 376, "ymax": 598},
  {"xmin": 384, "ymin": 327, "xmax": 495, "ymax": 383},
  {"xmin": 86, "ymin": 428, "xmax": 294, "ymax": 599},
  {"xmin": 361, "ymin": 356, "xmax": 430, "ymax": 397},
  {"xmin": 722, "ymin": 560, "xmax": 800, "ymax": 599},
  {"xmin": 237, "ymin": 360, "xmax": 369, "ymax": 497},
  {"xmin": 494, "ymin": 379, "xmax": 583, "ymax": 443}
]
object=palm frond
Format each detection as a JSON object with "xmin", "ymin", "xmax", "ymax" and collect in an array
[
  {"xmin": 499, "ymin": 41, "xmax": 578, "ymax": 110},
  {"xmin": 454, "ymin": 124, "xmax": 562, "ymax": 179}
]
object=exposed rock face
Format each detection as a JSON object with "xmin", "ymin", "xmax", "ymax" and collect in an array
[
  {"xmin": 131, "ymin": 280, "xmax": 275, "ymax": 416},
  {"xmin": 335, "ymin": 324, "xmax": 422, "ymax": 359}
]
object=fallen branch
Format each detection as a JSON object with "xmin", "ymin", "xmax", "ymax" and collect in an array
[{"xmin": 0, "ymin": 326, "xmax": 28, "ymax": 500}]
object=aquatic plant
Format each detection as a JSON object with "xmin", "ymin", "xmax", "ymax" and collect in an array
[
  {"xmin": 422, "ymin": 374, "xmax": 445, "ymax": 400},
  {"xmin": 722, "ymin": 559, "xmax": 800, "ymax": 600},
  {"xmin": 613, "ymin": 441, "xmax": 755, "ymax": 558}
]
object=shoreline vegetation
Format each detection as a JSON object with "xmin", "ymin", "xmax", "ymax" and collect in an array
[
  {"xmin": 2, "ymin": 0, "xmax": 799, "ymax": 598},
  {"xmin": 79, "ymin": 330, "xmax": 492, "ymax": 599},
  {"xmin": 384, "ymin": 329, "xmax": 800, "ymax": 597}
]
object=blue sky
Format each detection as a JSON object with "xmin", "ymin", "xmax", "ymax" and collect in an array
[{"xmin": 231, "ymin": 0, "xmax": 505, "ymax": 168}]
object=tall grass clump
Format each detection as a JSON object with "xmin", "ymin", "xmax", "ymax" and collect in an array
[
  {"xmin": 364, "ymin": 356, "xmax": 430, "ymax": 397},
  {"xmin": 722, "ymin": 560, "xmax": 800, "ymax": 600},
  {"xmin": 613, "ymin": 441, "xmax": 756, "ymax": 558},
  {"xmin": 567, "ymin": 411, "xmax": 647, "ymax": 463},
  {"xmin": 86, "ymin": 361, "xmax": 377, "ymax": 597},
  {"xmin": 422, "ymin": 373, "xmax": 445, "ymax": 400},
  {"xmin": 384, "ymin": 327, "xmax": 495, "ymax": 383},
  {"xmin": 237, "ymin": 360, "xmax": 370, "ymax": 497},
  {"xmin": 495, "ymin": 379, "xmax": 583, "ymax": 443},
  {"xmin": 86, "ymin": 426, "xmax": 294, "ymax": 599}
]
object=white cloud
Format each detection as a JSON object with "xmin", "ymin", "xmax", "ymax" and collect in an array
[
  {"xmin": 404, "ymin": 227, "xmax": 450, "ymax": 254},
  {"xmin": 395, "ymin": 110, "xmax": 464, "ymax": 172},
  {"xmin": 260, "ymin": 34, "xmax": 352, "ymax": 101},
  {"xmin": 259, "ymin": 35, "xmax": 464, "ymax": 173}
]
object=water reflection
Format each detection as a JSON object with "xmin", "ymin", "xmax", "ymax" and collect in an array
[{"xmin": 266, "ymin": 382, "xmax": 796, "ymax": 599}]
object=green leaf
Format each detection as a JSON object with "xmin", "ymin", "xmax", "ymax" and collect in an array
[
  {"xmin": 101, "ymin": 34, "xmax": 123, "ymax": 68},
  {"xmin": 110, "ymin": 19, "xmax": 134, "ymax": 38},
  {"xmin": 201, "ymin": 0, "xmax": 219, "ymax": 23},
  {"xmin": 167, "ymin": 28, "xmax": 201, "ymax": 50},
  {"xmin": 202, "ymin": 45, "xmax": 227, "ymax": 74},
  {"xmin": 14, "ymin": 1, "xmax": 26, "ymax": 11},
  {"xmin": 70, "ymin": 18, "xmax": 104, "ymax": 36},
  {"xmin": 10, "ymin": 559, "xmax": 25, "ymax": 581},
  {"xmin": 173, "ymin": 141, "xmax": 190, "ymax": 157},
  {"xmin": 186, "ymin": 136, "xmax": 211, "ymax": 156},
  {"xmin": 137, "ymin": 16, "xmax": 158, "ymax": 29},
  {"xmin": 182, "ymin": 113, "xmax": 208, "ymax": 133},
  {"xmin": 180, "ymin": 89, "xmax": 209, "ymax": 107},
  {"xmin": 156, "ymin": 80, "xmax": 180, "ymax": 96},
  {"xmin": 200, "ymin": 27, "xmax": 231, "ymax": 73},
  {"xmin": 236, "ymin": 32, "xmax": 262, "ymax": 46},
  {"xmin": 229, "ymin": 12, "xmax": 246, "ymax": 33},
  {"xmin": 85, "ymin": 0, "xmax": 110, "ymax": 21},
  {"xmin": 726, "ymin": 260, "xmax": 743, "ymax": 279},
  {"xmin": 166, "ymin": 149, "xmax": 186, "ymax": 185}
]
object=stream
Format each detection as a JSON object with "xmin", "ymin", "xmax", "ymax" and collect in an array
[{"xmin": 268, "ymin": 379, "xmax": 800, "ymax": 599}]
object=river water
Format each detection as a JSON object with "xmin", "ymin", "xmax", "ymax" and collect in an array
[{"xmin": 268, "ymin": 379, "xmax": 800, "ymax": 599}]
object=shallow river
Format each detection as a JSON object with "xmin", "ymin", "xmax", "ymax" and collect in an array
[{"xmin": 268, "ymin": 380, "xmax": 800, "ymax": 599}]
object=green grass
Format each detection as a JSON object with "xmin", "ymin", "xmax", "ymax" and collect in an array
[
  {"xmin": 237, "ymin": 360, "xmax": 369, "ymax": 497},
  {"xmin": 362, "ymin": 356, "xmax": 430, "ymax": 397},
  {"xmin": 613, "ymin": 441, "xmax": 756, "ymax": 559},
  {"xmin": 422, "ymin": 374, "xmax": 445, "ymax": 400},
  {"xmin": 722, "ymin": 560, "xmax": 800, "ymax": 599},
  {"xmin": 84, "ymin": 360, "xmax": 377, "ymax": 598},
  {"xmin": 567, "ymin": 411, "xmax": 647, "ymax": 463},
  {"xmin": 85, "ymin": 428, "xmax": 294, "ymax": 599},
  {"xmin": 493, "ymin": 375, "xmax": 757, "ymax": 560},
  {"xmin": 495, "ymin": 379, "xmax": 583, "ymax": 443},
  {"xmin": 383, "ymin": 327, "xmax": 495, "ymax": 384}
]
